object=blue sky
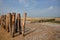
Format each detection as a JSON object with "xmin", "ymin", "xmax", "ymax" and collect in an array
[{"xmin": 0, "ymin": 0, "xmax": 60, "ymax": 18}]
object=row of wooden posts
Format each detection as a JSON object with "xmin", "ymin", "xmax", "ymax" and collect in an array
[{"xmin": 0, "ymin": 12, "xmax": 27, "ymax": 37}]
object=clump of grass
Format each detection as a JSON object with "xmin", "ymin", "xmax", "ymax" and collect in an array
[
  {"xmin": 51, "ymin": 21, "xmax": 60, "ymax": 23},
  {"xmin": 30, "ymin": 20, "xmax": 40, "ymax": 23},
  {"xmin": 26, "ymin": 18, "xmax": 60, "ymax": 24},
  {"xmin": 40, "ymin": 19, "xmax": 55, "ymax": 22},
  {"xmin": 30, "ymin": 19, "xmax": 55, "ymax": 23}
]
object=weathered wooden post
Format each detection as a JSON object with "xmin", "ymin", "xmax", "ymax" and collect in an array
[
  {"xmin": 6, "ymin": 13, "xmax": 11, "ymax": 32},
  {"xmin": 3, "ymin": 15, "xmax": 6, "ymax": 29},
  {"xmin": 22, "ymin": 13, "xmax": 27, "ymax": 36},
  {"xmin": 11, "ymin": 13, "xmax": 16, "ymax": 37},
  {"xmin": 1, "ymin": 15, "xmax": 6, "ymax": 29},
  {"xmin": 0, "ymin": 16, "xmax": 1, "ymax": 26},
  {"xmin": 6, "ymin": 14, "xmax": 9, "ymax": 32},
  {"xmin": 0, "ymin": 15, "xmax": 2, "ymax": 27},
  {"xmin": 0, "ymin": 16, "xmax": 1, "ymax": 27},
  {"xmin": 17, "ymin": 13, "xmax": 21, "ymax": 34},
  {"xmin": 9, "ymin": 13, "xmax": 12, "ymax": 33}
]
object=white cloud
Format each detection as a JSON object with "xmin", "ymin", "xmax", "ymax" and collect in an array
[{"xmin": 48, "ymin": 6, "xmax": 54, "ymax": 10}]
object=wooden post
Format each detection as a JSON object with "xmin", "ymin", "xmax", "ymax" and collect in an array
[
  {"xmin": 0, "ymin": 15, "xmax": 2, "ymax": 27},
  {"xmin": 22, "ymin": 13, "xmax": 27, "ymax": 36},
  {"xmin": 6, "ymin": 14, "xmax": 9, "ymax": 32},
  {"xmin": 9, "ymin": 13, "xmax": 12, "ymax": 34},
  {"xmin": 0, "ymin": 16, "xmax": 2, "ymax": 27},
  {"xmin": 17, "ymin": 13, "xmax": 21, "ymax": 34},
  {"xmin": 0, "ymin": 15, "xmax": 3, "ymax": 27},
  {"xmin": 6, "ymin": 13, "xmax": 11, "ymax": 32},
  {"xmin": 11, "ymin": 13, "xmax": 16, "ymax": 37},
  {"xmin": 0, "ymin": 16, "xmax": 1, "ymax": 27},
  {"xmin": 1, "ymin": 15, "xmax": 6, "ymax": 29},
  {"xmin": 3, "ymin": 15, "xmax": 6, "ymax": 29}
]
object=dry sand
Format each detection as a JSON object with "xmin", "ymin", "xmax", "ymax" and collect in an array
[{"xmin": 0, "ymin": 22, "xmax": 60, "ymax": 40}]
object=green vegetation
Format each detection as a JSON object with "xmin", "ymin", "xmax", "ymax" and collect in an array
[
  {"xmin": 51, "ymin": 21, "xmax": 60, "ymax": 23},
  {"xmin": 39, "ymin": 19, "xmax": 55, "ymax": 22},
  {"xmin": 30, "ymin": 19, "xmax": 60, "ymax": 24}
]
